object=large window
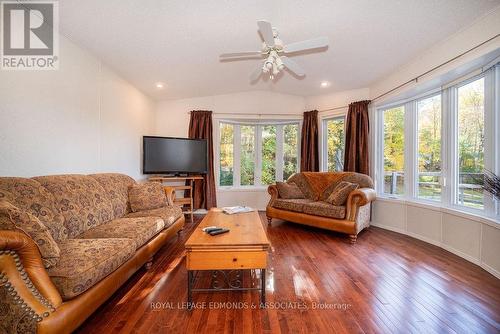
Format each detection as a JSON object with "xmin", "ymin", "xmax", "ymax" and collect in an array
[
  {"xmin": 383, "ymin": 106, "xmax": 405, "ymax": 195},
  {"xmin": 375, "ymin": 64, "xmax": 498, "ymax": 219},
  {"xmin": 218, "ymin": 121, "xmax": 300, "ymax": 187},
  {"xmin": 417, "ymin": 94, "xmax": 442, "ymax": 201},
  {"xmin": 323, "ymin": 117, "xmax": 345, "ymax": 171}
]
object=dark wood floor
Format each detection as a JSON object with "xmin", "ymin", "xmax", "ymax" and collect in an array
[{"xmin": 77, "ymin": 212, "xmax": 500, "ymax": 334}]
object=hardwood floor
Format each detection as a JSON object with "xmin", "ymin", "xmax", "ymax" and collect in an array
[{"xmin": 77, "ymin": 212, "xmax": 500, "ymax": 333}]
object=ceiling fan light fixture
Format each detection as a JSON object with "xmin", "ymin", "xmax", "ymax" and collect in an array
[{"xmin": 320, "ymin": 81, "xmax": 330, "ymax": 88}]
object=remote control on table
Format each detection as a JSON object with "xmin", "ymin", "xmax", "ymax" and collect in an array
[
  {"xmin": 204, "ymin": 227, "xmax": 223, "ymax": 233},
  {"xmin": 209, "ymin": 228, "xmax": 230, "ymax": 236},
  {"xmin": 202, "ymin": 226, "xmax": 218, "ymax": 232}
]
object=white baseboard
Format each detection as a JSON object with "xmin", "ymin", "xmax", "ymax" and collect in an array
[{"xmin": 372, "ymin": 222, "xmax": 499, "ymax": 280}]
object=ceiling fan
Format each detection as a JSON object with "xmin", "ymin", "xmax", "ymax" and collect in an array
[{"xmin": 220, "ymin": 20, "xmax": 329, "ymax": 81}]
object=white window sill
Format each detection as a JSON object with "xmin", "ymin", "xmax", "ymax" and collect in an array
[
  {"xmin": 217, "ymin": 186, "xmax": 269, "ymax": 192},
  {"xmin": 375, "ymin": 195, "xmax": 500, "ymax": 229}
]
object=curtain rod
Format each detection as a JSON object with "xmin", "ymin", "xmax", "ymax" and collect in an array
[
  {"xmin": 371, "ymin": 33, "xmax": 500, "ymax": 102},
  {"xmin": 319, "ymin": 34, "xmax": 499, "ymax": 111},
  {"xmin": 187, "ymin": 111, "xmax": 302, "ymax": 116}
]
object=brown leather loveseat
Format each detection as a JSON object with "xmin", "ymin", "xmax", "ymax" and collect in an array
[
  {"xmin": 266, "ymin": 172, "xmax": 376, "ymax": 243},
  {"xmin": 0, "ymin": 173, "xmax": 184, "ymax": 333}
]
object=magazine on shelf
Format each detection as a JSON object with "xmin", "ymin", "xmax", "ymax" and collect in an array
[{"xmin": 222, "ymin": 206, "xmax": 254, "ymax": 214}]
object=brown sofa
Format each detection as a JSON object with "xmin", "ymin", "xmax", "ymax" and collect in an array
[
  {"xmin": 266, "ymin": 172, "xmax": 376, "ymax": 243},
  {"xmin": 0, "ymin": 173, "xmax": 185, "ymax": 334}
]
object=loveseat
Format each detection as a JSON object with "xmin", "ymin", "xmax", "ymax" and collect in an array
[
  {"xmin": 0, "ymin": 173, "xmax": 185, "ymax": 334},
  {"xmin": 266, "ymin": 172, "xmax": 376, "ymax": 243}
]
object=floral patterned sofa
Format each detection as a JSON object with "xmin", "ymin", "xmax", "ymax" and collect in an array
[
  {"xmin": 266, "ymin": 172, "xmax": 376, "ymax": 243},
  {"xmin": 0, "ymin": 173, "xmax": 184, "ymax": 334}
]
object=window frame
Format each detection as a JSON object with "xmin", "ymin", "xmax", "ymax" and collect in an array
[
  {"xmin": 215, "ymin": 119, "xmax": 301, "ymax": 190},
  {"xmin": 374, "ymin": 66, "xmax": 499, "ymax": 220}
]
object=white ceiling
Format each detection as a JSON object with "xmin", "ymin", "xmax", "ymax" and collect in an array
[{"xmin": 57, "ymin": 0, "xmax": 499, "ymax": 100}]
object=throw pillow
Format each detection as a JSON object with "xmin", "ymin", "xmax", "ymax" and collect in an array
[
  {"xmin": 276, "ymin": 182, "xmax": 305, "ymax": 199},
  {"xmin": 128, "ymin": 182, "xmax": 168, "ymax": 212},
  {"xmin": 325, "ymin": 181, "xmax": 359, "ymax": 206},
  {"xmin": 0, "ymin": 200, "xmax": 60, "ymax": 269}
]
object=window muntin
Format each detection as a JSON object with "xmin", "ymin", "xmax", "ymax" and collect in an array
[
  {"xmin": 417, "ymin": 94, "xmax": 442, "ymax": 201},
  {"xmin": 323, "ymin": 117, "xmax": 345, "ymax": 172},
  {"xmin": 218, "ymin": 121, "xmax": 300, "ymax": 188},
  {"xmin": 383, "ymin": 106, "xmax": 405, "ymax": 196},
  {"xmin": 456, "ymin": 77, "xmax": 485, "ymax": 209}
]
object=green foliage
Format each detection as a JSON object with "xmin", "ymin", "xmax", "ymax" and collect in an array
[
  {"xmin": 261, "ymin": 125, "xmax": 276, "ymax": 185},
  {"xmin": 219, "ymin": 123, "xmax": 233, "ymax": 186},
  {"xmin": 240, "ymin": 125, "xmax": 255, "ymax": 186},
  {"xmin": 283, "ymin": 124, "xmax": 298, "ymax": 180},
  {"xmin": 326, "ymin": 118, "xmax": 345, "ymax": 171},
  {"xmin": 383, "ymin": 106, "xmax": 405, "ymax": 172}
]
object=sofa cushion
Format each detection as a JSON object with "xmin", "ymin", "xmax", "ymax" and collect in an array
[
  {"xmin": 286, "ymin": 174, "xmax": 316, "ymax": 200},
  {"xmin": 78, "ymin": 217, "xmax": 164, "ymax": 250},
  {"xmin": 33, "ymin": 175, "xmax": 114, "ymax": 238},
  {"xmin": 89, "ymin": 173, "xmax": 136, "ymax": 219},
  {"xmin": 124, "ymin": 206, "xmax": 182, "ymax": 228},
  {"xmin": 0, "ymin": 177, "xmax": 67, "ymax": 241},
  {"xmin": 48, "ymin": 238, "xmax": 135, "ymax": 300},
  {"xmin": 276, "ymin": 182, "xmax": 305, "ymax": 199},
  {"xmin": 128, "ymin": 182, "xmax": 167, "ymax": 213},
  {"xmin": 272, "ymin": 198, "xmax": 313, "ymax": 213},
  {"xmin": 0, "ymin": 200, "xmax": 60, "ymax": 269},
  {"xmin": 325, "ymin": 181, "xmax": 359, "ymax": 206},
  {"xmin": 302, "ymin": 201, "xmax": 346, "ymax": 219}
]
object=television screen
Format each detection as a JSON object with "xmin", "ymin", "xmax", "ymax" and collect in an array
[{"xmin": 143, "ymin": 136, "xmax": 208, "ymax": 174}]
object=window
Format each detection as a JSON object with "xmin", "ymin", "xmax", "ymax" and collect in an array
[
  {"xmin": 323, "ymin": 117, "xmax": 345, "ymax": 171},
  {"xmin": 217, "ymin": 121, "xmax": 300, "ymax": 187},
  {"xmin": 261, "ymin": 125, "xmax": 277, "ymax": 185},
  {"xmin": 283, "ymin": 124, "xmax": 299, "ymax": 180},
  {"xmin": 383, "ymin": 106, "xmax": 405, "ymax": 195},
  {"xmin": 456, "ymin": 77, "xmax": 485, "ymax": 209},
  {"xmin": 240, "ymin": 125, "xmax": 255, "ymax": 186},
  {"xmin": 417, "ymin": 94, "xmax": 442, "ymax": 201},
  {"xmin": 375, "ymin": 64, "xmax": 499, "ymax": 219},
  {"xmin": 219, "ymin": 123, "xmax": 234, "ymax": 186}
]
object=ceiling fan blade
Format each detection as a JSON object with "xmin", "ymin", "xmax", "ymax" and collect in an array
[
  {"xmin": 257, "ymin": 20, "xmax": 275, "ymax": 47},
  {"xmin": 250, "ymin": 63, "xmax": 263, "ymax": 81},
  {"xmin": 283, "ymin": 37, "xmax": 329, "ymax": 53},
  {"xmin": 220, "ymin": 51, "xmax": 262, "ymax": 59},
  {"xmin": 281, "ymin": 56, "xmax": 305, "ymax": 77}
]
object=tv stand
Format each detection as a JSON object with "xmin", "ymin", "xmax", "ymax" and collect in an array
[{"xmin": 148, "ymin": 175, "xmax": 204, "ymax": 222}]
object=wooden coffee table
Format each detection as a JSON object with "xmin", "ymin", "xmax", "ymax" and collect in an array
[{"xmin": 185, "ymin": 208, "xmax": 270, "ymax": 306}]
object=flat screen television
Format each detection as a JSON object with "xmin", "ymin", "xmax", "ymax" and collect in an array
[{"xmin": 143, "ymin": 136, "xmax": 208, "ymax": 174}]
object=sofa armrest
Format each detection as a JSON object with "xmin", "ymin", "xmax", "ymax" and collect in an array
[
  {"xmin": 163, "ymin": 186, "xmax": 176, "ymax": 206},
  {"xmin": 267, "ymin": 185, "xmax": 279, "ymax": 207},
  {"xmin": 0, "ymin": 230, "xmax": 62, "ymax": 330},
  {"xmin": 345, "ymin": 188, "xmax": 376, "ymax": 221}
]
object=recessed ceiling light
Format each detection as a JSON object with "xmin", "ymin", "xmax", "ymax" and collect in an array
[
  {"xmin": 320, "ymin": 81, "xmax": 330, "ymax": 88},
  {"xmin": 155, "ymin": 82, "xmax": 164, "ymax": 89}
]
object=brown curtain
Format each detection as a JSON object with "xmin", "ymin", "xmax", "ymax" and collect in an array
[
  {"xmin": 188, "ymin": 110, "xmax": 217, "ymax": 209},
  {"xmin": 343, "ymin": 100, "xmax": 371, "ymax": 175},
  {"xmin": 300, "ymin": 110, "xmax": 319, "ymax": 172}
]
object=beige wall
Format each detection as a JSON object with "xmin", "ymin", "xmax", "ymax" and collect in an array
[{"xmin": 0, "ymin": 35, "xmax": 155, "ymax": 179}]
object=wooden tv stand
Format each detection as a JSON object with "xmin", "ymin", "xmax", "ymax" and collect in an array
[{"xmin": 148, "ymin": 175, "xmax": 204, "ymax": 221}]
